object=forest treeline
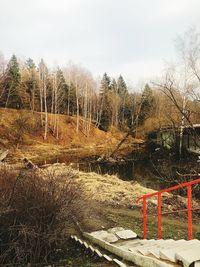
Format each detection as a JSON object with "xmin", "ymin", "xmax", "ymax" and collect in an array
[
  {"xmin": 1, "ymin": 28, "xmax": 200, "ymax": 140},
  {"xmin": 0, "ymin": 53, "xmax": 157, "ymax": 138}
]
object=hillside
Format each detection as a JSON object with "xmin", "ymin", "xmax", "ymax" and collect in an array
[{"xmin": 0, "ymin": 108, "xmax": 142, "ymax": 165}]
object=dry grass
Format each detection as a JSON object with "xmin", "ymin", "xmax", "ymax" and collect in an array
[
  {"xmin": 44, "ymin": 165, "xmax": 158, "ymax": 206},
  {"xmin": 44, "ymin": 165, "xmax": 199, "ymax": 220},
  {"xmin": 0, "ymin": 108, "xmax": 122, "ymax": 146},
  {"xmin": 0, "ymin": 108, "xmax": 139, "ymax": 165},
  {"xmin": 77, "ymin": 171, "xmax": 155, "ymax": 206}
]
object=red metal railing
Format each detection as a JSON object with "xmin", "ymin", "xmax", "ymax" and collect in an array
[{"xmin": 136, "ymin": 178, "xmax": 200, "ymax": 240}]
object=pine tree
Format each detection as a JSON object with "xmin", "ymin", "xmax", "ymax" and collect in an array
[
  {"xmin": 117, "ymin": 75, "xmax": 128, "ymax": 95},
  {"xmin": 25, "ymin": 58, "xmax": 37, "ymax": 111},
  {"xmin": 100, "ymin": 73, "xmax": 111, "ymax": 92},
  {"xmin": 117, "ymin": 75, "xmax": 129, "ymax": 128},
  {"xmin": 110, "ymin": 78, "xmax": 117, "ymax": 92},
  {"xmin": 66, "ymin": 82, "xmax": 77, "ymax": 115},
  {"xmin": 56, "ymin": 68, "xmax": 68, "ymax": 114},
  {"xmin": 138, "ymin": 83, "xmax": 155, "ymax": 125},
  {"xmin": 0, "ymin": 54, "xmax": 21, "ymax": 108},
  {"xmin": 26, "ymin": 58, "xmax": 36, "ymax": 70},
  {"xmin": 98, "ymin": 73, "xmax": 112, "ymax": 131}
]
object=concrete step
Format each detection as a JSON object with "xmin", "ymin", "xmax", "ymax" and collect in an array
[
  {"xmin": 70, "ymin": 235, "xmax": 130, "ymax": 266},
  {"xmin": 84, "ymin": 228, "xmax": 200, "ymax": 267},
  {"xmin": 160, "ymin": 239, "xmax": 200, "ymax": 262},
  {"xmin": 148, "ymin": 239, "xmax": 186, "ymax": 259},
  {"xmin": 135, "ymin": 239, "xmax": 175, "ymax": 256},
  {"xmin": 176, "ymin": 246, "xmax": 200, "ymax": 267}
]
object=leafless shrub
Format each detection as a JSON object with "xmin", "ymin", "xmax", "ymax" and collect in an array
[
  {"xmin": 9, "ymin": 111, "xmax": 41, "ymax": 146},
  {"xmin": 0, "ymin": 167, "xmax": 85, "ymax": 265},
  {"xmin": 149, "ymin": 154, "xmax": 200, "ymax": 198}
]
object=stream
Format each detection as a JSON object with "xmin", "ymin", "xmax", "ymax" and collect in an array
[{"xmin": 77, "ymin": 159, "xmax": 165, "ymax": 190}]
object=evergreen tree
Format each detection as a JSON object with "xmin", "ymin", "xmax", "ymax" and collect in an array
[
  {"xmin": 25, "ymin": 58, "xmax": 37, "ymax": 111},
  {"xmin": 67, "ymin": 82, "xmax": 77, "ymax": 115},
  {"xmin": 26, "ymin": 58, "xmax": 36, "ymax": 70},
  {"xmin": 117, "ymin": 75, "xmax": 128, "ymax": 95},
  {"xmin": 98, "ymin": 73, "xmax": 112, "ymax": 131},
  {"xmin": 0, "ymin": 54, "xmax": 21, "ymax": 108},
  {"xmin": 56, "ymin": 68, "xmax": 69, "ymax": 114},
  {"xmin": 138, "ymin": 83, "xmax": 155, "ymax": 125},
  {"xmin": 100, "ymin": 72, "xmax": 111, "ymax": 93},
  {"xmin": 110, "ymin": 78, "xmax": 117, "ymax": 92},
  {"xmin": 117, "ymin": 75, "xmax": 129, "ymax": 128}
]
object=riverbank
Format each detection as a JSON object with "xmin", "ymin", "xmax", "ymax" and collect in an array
[
  {"xmin": 42, "ymin": 164, "xmax": 200, "ymax": 237},
  {"xmin": 0, "ymin": 108, "xmax": 144, "ymax": 166}
]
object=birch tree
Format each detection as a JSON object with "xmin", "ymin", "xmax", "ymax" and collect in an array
[
  {"xmin": 39, "ymin": 59, "xmax": 48, "ymax": 140},
  {"xmin": 153, "ymin": 28, "xmax": 200, "ymax": 156}
]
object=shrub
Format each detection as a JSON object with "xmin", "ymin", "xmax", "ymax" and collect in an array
[
  {"xmin": 0, "ymin": 166, "xmax": 85, "ymax": 265},
  {"xmin": 10, "ymin": 111, "xmax": 42, "ymax": 146}
]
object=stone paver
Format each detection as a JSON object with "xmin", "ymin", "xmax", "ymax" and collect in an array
[
  {"xmin": 90, "ymin": 230, "xmax": 118, "ymax": 243},
  {"xmin": 108, "ymin": 227, "xmax": 125, "ymax": 234},
  {"xmin": 115, "ymin": 229, "xmax": 137, "ymax": 240}
]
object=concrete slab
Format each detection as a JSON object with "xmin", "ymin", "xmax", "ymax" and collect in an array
[
  {"xmin": 78, "ymin": 239, "xmax": 83, "ymax": 245},
  {"xmin": 127, "ymin": 240, "xmax": 159, "ymax": 253},
  {"xmin": 83, "ymin": 241, "xmax": 89, "ymax": 248},
  {"xmin": 108, "ymin": 227, "xmax": 125, "ymax": 234},
  {"xmin": 160, "ymin": 240, "xmax": 200, "ymax": 262},
  {"xmin": 94, "ymin": 249, "xmax": 103, "ymax": 257},
  {"xmin": 116, "ymin": 230, "xmax": 137, "ymax": 240},
  {"xmin": 176, "ymin": 246, "xmax": 200, "ymax": 267},
  {"xmin": 148, "ymin": 241, "xmax": 177, "ymax": 258},
  {"xmin": 103, "ymin": 254, "xmax": 113, "ymax": 261},
  {"xmin": 137, "ymin": 244, "xmax": 160, "ymax": 256},
  {"xmin": 135, "ymin": 240, "xmax": 171, "ymax": 256},
  {"xmin": 159, "ymin": 242, "xmax": 187, "ymax": 261},
  {"xmin": 88, "ymin": 245, "xmax": 95, "ymax": 252},
  {"xmin": 113, "ymin": 258, "xmax": 127, "ymax": 267},
  {"xmin": 90, "ymin": 230, "xmax": 118, "ymax": 243},
  {"xmin": 84, "ymin": 231, "xmax": 177, "ymax": 267},
  {"xmin": 116, "ymin": 239, "xmax": 144, "ymax": 251}
]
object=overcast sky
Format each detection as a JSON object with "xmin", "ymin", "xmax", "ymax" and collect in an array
[{"xmin": 0, "ymin": 0, "xmax": 200, "ymax": 86}]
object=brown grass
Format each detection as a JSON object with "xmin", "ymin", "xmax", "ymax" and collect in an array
[{"xmin": 0, "ymin": 108, "xmax": 140, "ymax": 165}]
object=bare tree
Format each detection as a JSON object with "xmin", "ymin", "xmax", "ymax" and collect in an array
[
  {"xmin": 153, "ymin": 28, "xmax": 200, "ymax": 156},
  {"xmin": 63, "ymin": 62, "xmax": 97, "ymax": 135},
  {"xmin": 39, "ymin": 59, "xmax": 48, "ymax": 140}
]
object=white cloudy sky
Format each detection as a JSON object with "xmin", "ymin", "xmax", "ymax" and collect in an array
[{"xmin": 0, "ymin": 0, "xmax": 200, "ymax": 85}]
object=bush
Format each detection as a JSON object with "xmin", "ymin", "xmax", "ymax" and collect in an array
[
  {"xmin": 9, "ymin": 111, "xmax": 42, "ymax": 146},
  {"xmin": 0, "ymin": 166, "xmax": 85, "ymax": 265}
]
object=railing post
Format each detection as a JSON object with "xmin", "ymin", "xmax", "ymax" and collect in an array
[
  {"xmin": 157, "ymin": 193, "xmax": 162, "ymax": 239},
  {"xmin": 143, "ymin": 196, "xmax": 147, "ymax": 239},
  {"xmin": 187, "ymin": 185, "xmax": 193, "ymax": 240}
]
